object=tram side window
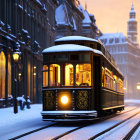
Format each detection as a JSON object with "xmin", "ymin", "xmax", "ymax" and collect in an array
[
  {"xmin": 117, "ymin": 81, "xmax": 120, "ymax": 92},
  {"xmin": 118, "ymin": 79, "xmax": 123, "ymax": 93},
  {"xmin": 43, "ymin": 65, "xmax": 48, "ymax": 87},
  {"xmin": 104, "ymin": 68, "xmax": 114, "ymax": 90},
  {"xmin": 120, "ymin": 80, "xmax": 124, "ymax": 93},
  {"xmin": 113, "ymin": 79, "xmax": 116, "ymax": 91},
  {"xmin": 113, "ymin": 75, "xmax": 117, "ymax": 91},
  {"xmin": 102, "ymin": 67, "xmax": 105, "ymax": 87},
  {"xmin": 110, "ymin": 78, "xmax": 113, "ymax": 90},
  {"xmin": 76, "ymin": 64, "xmax": 91, "ymax": 86},
  {"xmin": 50, "ymin": 64, "xmax": 60, "ymax": 86},
  {"xmin": 64, "ymin": 64, "xmax": 73, "ymax": 86},
  {"xmin": 105, "ymin": 75, "xmax": 110, "ymax": 88}
]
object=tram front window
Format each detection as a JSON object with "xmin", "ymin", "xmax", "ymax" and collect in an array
[
  {"xmin": 76, "ymin": 64, "xmax": 91, "ymax": 86},
  {"xmin": 65, "ymin": 64, "xmax": 73, "ymax": 86},
  {"xmin": 50, "ymin": 64, "xmax": 60, "ymax": 86},
  {"xmin": 43, "ymin": 65, "xmax": 48, "ymax": 87}
]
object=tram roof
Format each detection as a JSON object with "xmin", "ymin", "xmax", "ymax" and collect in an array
[
  {"xmin": 42, "ymin": 44, "xmax": 102, "ymax": 54},
  {"xmin": 55, "ymin": 36, "xmax": 98, "ymax": 43}
]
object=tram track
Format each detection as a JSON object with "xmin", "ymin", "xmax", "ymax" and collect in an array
[
  {"xmin": 51, "ymin": 106, "xmax": 140, "ymax": 140},
  {"xmin": 9, "ymin": 123, "xmax": 57, "ymax": 140},
  {"xmin": 9, "ymin": 106, "xmax": 140, "ymax": 140},
  {"xmin": 123, "ymin": 120, "xmax": 140, "ymax": 140},
  {"xmin": 51, "ymin": 118, "xmax": 99, "ymax": 140},
  {"xmin": 88, "ymin": 110, "xmax": 140, "ymax": 140}
]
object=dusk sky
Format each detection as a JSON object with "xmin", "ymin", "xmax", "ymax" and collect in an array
[{"xmin": 79, "ymin": 0, "xmax": 140, "ymax": 43}]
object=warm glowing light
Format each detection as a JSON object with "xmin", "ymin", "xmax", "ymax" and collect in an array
[
  {"xmin": 123, "ymin": 87, "xmax": 127, "ymax": 90},
  {"xmin": 61, "ymin": 96, "xmax": 68, "ymax": 104},
  {"xmin": 136, "ymin": 83, "xmax": 140, "ymax": 90},
  {"xmin": 34, "ymin": 66, "xmax": 36, "ymax": 69},
  {"xmin": 114, "ymin": 75, "xmax": 117, "ymax": 80},
  {"xmin": 137, "ymin": 86, "xmax": 140, "ymax": 90},
  {"xmin": 18, "ymin": 73, "xmax": 21, "ymax": 76},
  {"xmin": 13, "ymin": 52, "xmax": 19, "ymax": 62}
]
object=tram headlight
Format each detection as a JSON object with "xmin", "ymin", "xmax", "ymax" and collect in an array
[{"xmin": 61, "ymin": 96, "xmax": 68, "ymax": 104}]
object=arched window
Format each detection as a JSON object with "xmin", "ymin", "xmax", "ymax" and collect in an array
[
  {"xmin": 65, "ymin": 64, "xmax": 73, "ymax": 86},
  {"xmin": 76, "ymin": 64, "xmax": 91, "ymax": 86},
  {"xmin": 43, "ymin": 65, "xmax": 48, "ymax": 87},
  {"xmin": 8, "ymin": 54, "xmax": 11, "ymax": 97},
  {"xmin": 0, "ymin": 51, "xmax": 6, "ymax": 98},
  {"xmin": 50, "ymin": 64, "xmax": 60, "ymax": 86}
]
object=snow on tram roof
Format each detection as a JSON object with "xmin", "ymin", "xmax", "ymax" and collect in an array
[
  {"xmin": 55, "ymin": 36, "xmax": 98, "ymax": 42},
  {"xmin": 42, "ymin": 44, "xmax": 102, "ymax": 55}
]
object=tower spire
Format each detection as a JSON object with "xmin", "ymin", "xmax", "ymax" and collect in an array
[{"xmin": 127, "ymin": 3, "xmax": 138, "ymax": 46}]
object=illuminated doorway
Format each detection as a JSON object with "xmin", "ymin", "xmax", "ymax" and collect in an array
[{"xmin": 0, "ymin": 51, "xmax": 6, "ymax": 99}]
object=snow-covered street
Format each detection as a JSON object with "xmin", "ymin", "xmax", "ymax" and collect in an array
[
  {"xmin": 0, "ymin": 100, "xmax": 140, "ymax": 140},
  {"xmin": 0, "ymin": 104, "xmax": 53, "ymax": 140}
]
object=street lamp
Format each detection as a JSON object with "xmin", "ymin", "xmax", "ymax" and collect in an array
[
  {"xmin": 13, "ymin": 51, "xmax": 20, "ymax": 114},
  {"xmin": 13, "ymin": 52, "xmax": 20, "ymax": 62}
]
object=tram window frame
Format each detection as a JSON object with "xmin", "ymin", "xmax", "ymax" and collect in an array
[
  {"xmin": 50, "ymin": 64, "xmax": 61, "ymax": 87},
  {"xmin": 102, "ymin": 67, "xmax": 105, "ymax": 87},
  {"xmin": 42, "ymin": 65, "xmax": 49, "ymax": 87},
  {"xmin": 63, "ymin": 63, "xmax": 74, "ymax": 86},
  {"xmin": 104, "ymin": 68, "xmax": 114, "ymax": 90},
  {"xmin": 42, "ymin": 53, "xmax": 92, "ymax": 88},
  {"xmin": 76, "ymin": 63, "xmax": 91, "ymax": 87}
]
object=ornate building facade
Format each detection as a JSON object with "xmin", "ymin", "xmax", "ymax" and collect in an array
[
  {"xmin": 55, "ymin": 0, "xmax": 101, "ymax": 39},
  {"xmin": 0, "ymin": 0, "xmax": 58, "ymax": 107},
  {"xmin": 99, "ymin": 4, "xmax": 140, "ymax": 98}
]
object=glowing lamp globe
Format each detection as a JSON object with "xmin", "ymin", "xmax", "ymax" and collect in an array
[
  {"xmin": 13, "ymin": 52, "xmax": 20, "ymax": 62},
  {"xmin": 61, "ymin": 96, "xmax": 68, "ymax": 104}
]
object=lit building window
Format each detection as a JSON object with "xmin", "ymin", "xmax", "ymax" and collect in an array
[
  {"xmin": 65, "ymin": 64, "xmax": 73, "ymax": 86},
  {"xmin": 50, "ymin": 64, "xmax": 60, "ymax": 86},
  {"xmin": 43, "ymin": 65, "xmax": 48, "ymax": 87},
  {"xmin": 76, "ymin": 64, "xmax": 91, "ymax": 86}
]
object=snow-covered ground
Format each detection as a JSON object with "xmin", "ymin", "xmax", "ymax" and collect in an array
[
  {"xmin": 0, "ymin": 104, "xmax": 42, "ymax": 127},
  {"xmin": 0, "ymin": 104, "xmax": 53, "ymax": 140},
  {"xmin": 0, "ymin": 99, "xmax": 140, "ymax": 140},
  {"xmin": 125, "ymin": 99, "xmax": 140, "ymax": 104}
]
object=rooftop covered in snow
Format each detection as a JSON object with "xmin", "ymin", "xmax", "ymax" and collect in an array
[
  {"xmin": 55, "ymin": 36, "xmax": 98, "ymax": 43},
  {"xmin": 99, "ymin": 33, "xmax": 126, "ymax": 39},
  {"xmin": 42, "ymin": 44, "xmax": 102, "ymax": 55},
  {"xmin": 99, "ymin": 33, "xmax": 127, "ymax": 45}
]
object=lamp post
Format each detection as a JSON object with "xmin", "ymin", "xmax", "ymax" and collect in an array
[{"xmin": 13, "ymin": 52, "xmax": 20, "ymax": 114}]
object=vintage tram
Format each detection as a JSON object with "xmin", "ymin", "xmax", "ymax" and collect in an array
[{"xmin": 41, "ymin": 36, "xmax": 124, "ymax": 121}]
